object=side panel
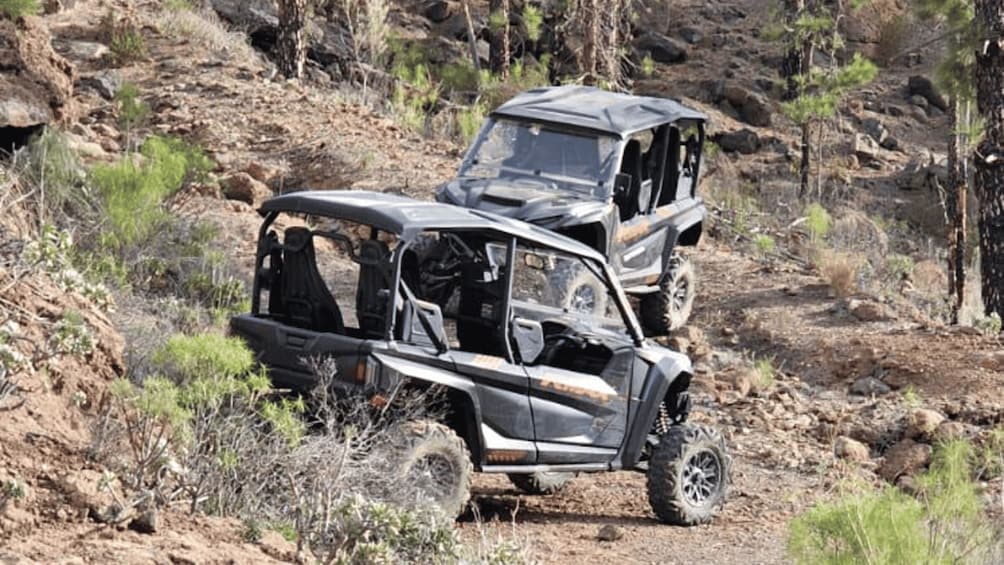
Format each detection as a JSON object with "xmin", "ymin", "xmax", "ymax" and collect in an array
[
  {"xmin": 231, "ymin": 315, "xmax": 363, "ymax": 390},
  {"xmin": 611, "ymin": 198, "xmax": 705, "ymax": 288},
  {"xmin": 525, "ymin": 348, "xmax": 633, "ymax": 462},
  {"xmin": 450, "ymin": 350, "xmax": 536, "ymax": 464}
]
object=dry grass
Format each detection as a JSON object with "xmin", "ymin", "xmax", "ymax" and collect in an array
[
  {"xmin": 815, "ymin": 249, "xmax": 863, "ymax": 298},
  {"xmin": 158, "ymin": 6, "xmax": 259, "ymax": 63}
]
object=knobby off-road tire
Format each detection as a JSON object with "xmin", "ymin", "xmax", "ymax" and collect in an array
[
  {"xmin": 547, "ymin": 263, "xmax": 608, "ymax": 316},
  {"xmin": 641, "ymin": 254, "xmax": 696, "ymax": 335},
  {"xmin": 646, "ymin": 423, "xmax": 730, "ymax": 526},
  {"xmin": 386, "ymin": 420, "xmax": 473, "ymax": 518},
  {"xmin": 506, "ymin": 471, "xmax": 576, "ymax": 495}
]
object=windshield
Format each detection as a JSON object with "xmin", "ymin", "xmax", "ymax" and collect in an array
[{"xmin": 461, "ymin": 118, "xmax": 620, "ymax": 191}]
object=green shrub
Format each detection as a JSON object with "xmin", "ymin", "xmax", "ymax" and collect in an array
[
  {"xmin": 101, "ymin": 10, "xmax": 147, "ymax": 64},
  {"xmin": 50, "ymin": 310, "xmax": 95, "ymax": 356},
  {"xmin": 90, "ymin": 135, "xmax": 211, "ymax": 250},
  {"xmin": 886, "ymin": 253, "xmax": 915, "ymax": 280},
  {"xmin": 753, "ymin": 358, "xmax": 775, "ymax": 390},
  {"xmin": 22, "ymin": 129, "xmax": 89, "ymax": 220},
  {"xmin": 153, "ymin": 333, "xmax": 256, "ymax": 383},
  {"xmin": 115, "ymin": 82, "xmax": 150, "ymax": 136},
  {"xmin": 640, "ymin": 55, "xmax": 656, "ymax": 78},
  {"xmin": 753, "ymin": 234, "xmax": 776, "ymax": 256},
  {"xmin": 789, "ymin": 440, "xmax": 998, "ymax": 565},
  {"xmin": 329, "ymin": 496, "xmax": 460, "ymax": 564},
  {"xmin": 456, "ymin": 103, "xmax": 486, "ymax": 144},
  {"xmin": 522, "ymin": 5, "xmax": 543, "ymax": 42},
  {"xmin": 0, "ymin": 0, "xmax": 39, "ymax": 19},
  {"xmin": 806, "ymin": 203, "xmax": 832, "ymax": 242},
  {"xmin": 973, "ymin": 312, "xmax": 1002, "ymax": 336}
]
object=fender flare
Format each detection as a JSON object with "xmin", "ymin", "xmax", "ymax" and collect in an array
[
  {"xmin": 619, "ymin": 353, "xmax": 693, "ymax": 468},
  {"xmin": 374, "ymin": 353, "xmax": 484, "ymax": 460}
]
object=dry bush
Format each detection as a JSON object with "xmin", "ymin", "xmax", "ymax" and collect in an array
[
  {"xmin": 158, "ymin": 5, "xmax": 259, "ymax": 62},
  {"xmin": 815, "ymin": 249, "xmax": 863, "ymax": 297},
  {"xmin": 874, "ymin": 15, "xmax": 913, "ymax": 67}
]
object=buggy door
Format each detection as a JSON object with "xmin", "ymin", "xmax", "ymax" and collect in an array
[{"xmin": 508, "ymin": 243, "xmax": 632, "ymax": 464}]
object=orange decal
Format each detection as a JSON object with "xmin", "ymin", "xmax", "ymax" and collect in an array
[{"xmin": 540, "ymin": 379, "xmax": 611, "ymax": 405}]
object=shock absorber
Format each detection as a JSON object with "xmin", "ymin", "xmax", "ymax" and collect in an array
[{"xmin": 656, "ymin": 401, "xmax": 672, "ymax": 435}]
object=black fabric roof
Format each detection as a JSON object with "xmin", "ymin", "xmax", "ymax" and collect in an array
[
  {"xmin": 491, "ymin": 85, "xmax": 707, "ymax": 137},
  {"xmin": 259, "ymin": 190, "xmax": 604, "ymax": 260}
]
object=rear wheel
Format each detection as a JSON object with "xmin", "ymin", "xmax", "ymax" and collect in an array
[
  {"xmin": 646, "ymin": 423, "xmax": 730, "ymax": 526},
  {"xmin": 641, "ymin": 253, "xmax": 696, "ymax": 335},
  {"xmin": 507, "ymin": 471, "xmax": 576, "ymax": 495},
  {"xmin": 386, "ymin": 420, "xmax": 473, "ymax": 517}
]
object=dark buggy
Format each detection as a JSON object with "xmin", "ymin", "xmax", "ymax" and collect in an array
[
  {"xmin": 231, "ymin": 190, "xmax": 729, "ymax": 525},
  {"xmin": 438, "ymin": 85, "xmax": 708, "ymax": 334}
]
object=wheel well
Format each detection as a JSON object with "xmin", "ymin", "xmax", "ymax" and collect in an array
[
  {"xmin": 557, "ymin": 223, "xmax": 606, "ymax": 254},
  {"xmin": 443, "ymin": 388, "xmax": 481, "ymax": 461},
  {"xmin": 677, "ymin": 223, "xmax": 702, "ymax": 247},
  {"xmin": 661, "ymin": 372, "xmax": 692, "ymax": 426}
]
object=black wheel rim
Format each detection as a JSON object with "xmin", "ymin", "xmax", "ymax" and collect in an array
[
  {"xmin": 408, "ymin": 453, "xmax": 457, "ymax": 502},
  {"xmin": 681, "ymin": 450, "xmax": 721, "ymax": 506},
  {"xmin": 570, "ymin": 284, "xmax": 597, "ymax": 313}
]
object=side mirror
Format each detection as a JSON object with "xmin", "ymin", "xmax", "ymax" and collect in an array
[{"xmin": 511, "ymin": 317, "xmax": 545, "ymax": 364}]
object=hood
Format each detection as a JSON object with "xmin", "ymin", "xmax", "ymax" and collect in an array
[{"xmin": 438, "ymin": 177, "xmax": 610, "ymax": 228}]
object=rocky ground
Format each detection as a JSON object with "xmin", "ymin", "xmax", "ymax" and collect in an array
[{"xmin": 0, "ymin": 0, "xmax": 1001, "ymax": 563}]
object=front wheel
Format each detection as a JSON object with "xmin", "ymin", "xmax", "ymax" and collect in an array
[
  {"xmin": 547, "ymin": 263, "xmax": 608, "ymax": 316},
  {"xmin": 646, "ymin": 423, "xmax": 730, "ymax": 526},
  {"xmin": 385, "ymin": 420, "xmax": 473, "ymax": 517},
  {"xmin": 507, "ymin": 471, "xmax": 576, "ymax": 495},
  {"xmin": 640, "ymin": 253, "xmax": 696, "ymax": 335}
]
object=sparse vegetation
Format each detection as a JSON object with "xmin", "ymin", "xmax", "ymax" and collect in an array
[
  {"xmin": 100, "ymin": 10, "xmax": 147, "ymax": 64},
  {"xmin": 0, "ymin": 0, "xmax": 38, "ymax": 19},
  {"xmin": 50, "ymin": 311, "xmax": 95, "ymax": 356},
  {"xmin": 789, "ymin": 441, "xmax": 1000, "ymax": 564},
  {"xmin": 815, "ymin": 249, "xmax": 861, "ymax": 297}
]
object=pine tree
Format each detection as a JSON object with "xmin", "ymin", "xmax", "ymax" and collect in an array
[
  {"xmin": 276, "ymin": 0, "xmax": 307, "ymax": 79},
  {"xmin": 973, "ymin": 0, "xmax": 1004, "ymax": 323},
  {"xmin": 778, "ymin": 3, "xmax": 878, "ymax": 198},
  {"xmin": 917, "ymin": 0, "xmax": 978, "ymax": 323}
]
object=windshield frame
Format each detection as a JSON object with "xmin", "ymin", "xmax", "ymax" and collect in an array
[{"xmin": 459, "ymin": 117, "xmax": 624, "ymax": 196}]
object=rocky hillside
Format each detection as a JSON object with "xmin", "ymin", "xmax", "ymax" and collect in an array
[{"xmin": 0, "ymin": 0, "xmax": 1001, "ymax": 563}]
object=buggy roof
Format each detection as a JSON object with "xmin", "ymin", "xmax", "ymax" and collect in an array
[
  {"xmin": 260, "ymin": 190, "xmax": 605, "ymax": 260},
  {"xmin": 491, "ymin": 85, "xmax": 708, "ymax": 138}
]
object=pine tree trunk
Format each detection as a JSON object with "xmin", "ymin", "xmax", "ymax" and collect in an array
[
  {"xmin": 604, "ymin": 0, "xmax": 622, "ymax": 86},
  {"xmin": 489, "ymin": 0, "xmax": 510, "ymax": 78},
  {"xmin": 797, "ymin": 38, "xmax": 814, "ymax": 199},
  {"xmin": 276, "ymin": 0, "xmax": 307, "ymax": 79},
  {"xmin": 974, "ymin": 0, "xmax": 1004, "ymax": 322},
  {"xmin": 946, "ymin": 96, "xmax": 967, "ymax": 323},
  {"xmin": 782, "ymin": 0, "xmax": 806, "ymax": 101},
  {"xmin": 582, "ymin": 0, "xmax": 598, "ymax": 84}
]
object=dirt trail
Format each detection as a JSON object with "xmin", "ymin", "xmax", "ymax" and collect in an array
[{"xmin": 3, "ymin": 0, "xmax": 1001, "ymax": 562}]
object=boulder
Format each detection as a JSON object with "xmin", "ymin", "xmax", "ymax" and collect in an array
[
  {"xmin": 907, "ymin": 75, "xmax": 948, "ymax": 112},
  {"xmin": 78, "ymin": 71, "xmax": 122, "ymax": 100},
  {"xmin": 834, "ymin": 436, "xmax": 870, "ymax": 462},
  {"xmin": 907, "ymin": 408, "xmax": 945, "ymax": 440},
  {"xmin": 850, "ymin": 376, "xmax": 891, "ymax": 396},
  {"xmin": 634, "ymin": 32, "xmax": 688, "ymax": 65},
  {"xmin": 852, "ymin": 133, "xmax": 882, "ymax": 163},
  {"xmin": 878, "ymin": 439, "xmax": 932, "ymax": 483},
  {"xmin": 423, "ymin": 1, "xmax": 454, "ymax": 23},
  {"xmin": 0, "ymin": 17, "xmax": 76, "ymax": 131},
  {"xmin": 715, "ymin": 128, "xmax": 760, "ymax": 154},
  {"xmin": 847, "ymin": 298, "xmax": 892, "ymax": 322},
  {"xmin": 597, "ymin": 524, "xmax": 625, "ymax": 541},
  {"xmin": 861, "ymin": 118, "xmax": 888, "ymax": 145},
  {"xmin": 678, "ymin": 26, "xmax": 703, "ymax": 45},
  {"xmin": 723, "ymin": 84, "xmax": 772, "ymax": 127},
  {"xmin": 221, "ymin": 172, "xmax": 271, "ymax": 207}
]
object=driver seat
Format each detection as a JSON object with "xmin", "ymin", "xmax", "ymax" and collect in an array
[
  {"xmin": 356, "ymin": 239, "xmax": 391, "ymax": 338},
  {"xmin": 618, "ymin": 139, "xmax": 644, "ymax": 221},
  {"xmin": 278, "ymin": 227, "xmax": 345, "ymax": 334}
]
